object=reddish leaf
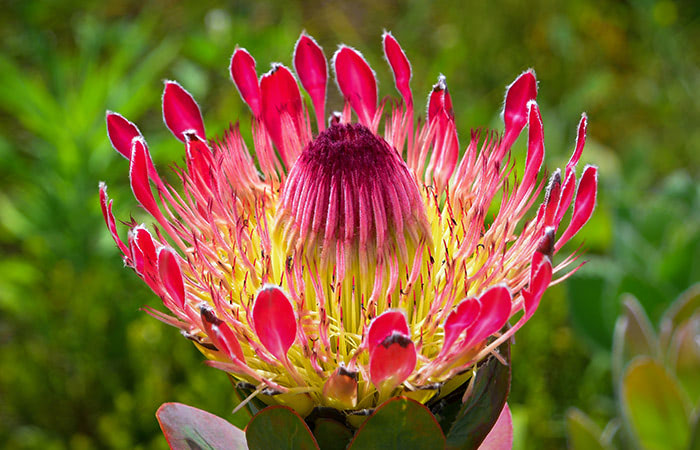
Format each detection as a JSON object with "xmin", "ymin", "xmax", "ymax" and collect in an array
[
  {"xmin": 157, "ymin": 402, "xmax": 246, "ymax": 450},
  {"xmin": 478, "ymin": 404, "xmax": 513, "ymax": 450}
]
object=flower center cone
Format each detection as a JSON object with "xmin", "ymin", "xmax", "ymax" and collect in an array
[{"xmin": 275, "ymin": 123, "xmax": 431, "ymax": 334}]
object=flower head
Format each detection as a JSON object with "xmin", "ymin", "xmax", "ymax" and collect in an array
[{"xmin": 101, "ymin": 31, "xmax": 597, "ymax": 416}]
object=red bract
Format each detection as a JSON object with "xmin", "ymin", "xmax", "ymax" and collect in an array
[
  {"xmin": 252, "ymin": 285, "xmax": 297, "ymax": 363},
  {"xmin": 462, "ymin": 285, "xmax": 512, "ymax": 350},
  {"xmin": 106, "ymin": 111, "xmax": 141, "ymax": 159},
  {"xmin": 230, "ymin": 48, "xmax": 262, "ymax": 118},
  {"xmin": 130, "ymin": 225, "xmax": 158, "ymax": 279},
  {"xmin": 382, "ymin": 31, "xmax": 412, "ymax": 106},
  {"xmin": 368, "ymin": 311, "xmax": 416, "ymax": 390},
  {"xmin": 100, "ymin": 30, "xmax": 598, "ymax": 415},
  {"xmin": 369, "ymin": 332, "xmax": 417, "ymax": 390},
  {"xmin": 556, "ymin": 165, "xmax": 598, "ymax": 251},
  {"xmin": 333, "ymin": 46, "xmax": 378, "ymax": 127},
  {"xmin": 441, "ymin": 298, "xmax": 480, "ymax": 357},
  {"xmin": 502, "ymin": 69, "xmax": 537, "ymax": 150},
  {"xmin": 99, "ymin": 183, "xmax": 128, "ymax": 255},
  {"xmin": 260, "ymin": 64, "xmax": 305, "ymax": 167},
  {"xmin": 157, "ymin": 247, "xmax": 185, "ymax": 310},
  {"xmin": 294, "ymin": 33, "xmax": 328, "ymax": 131},
  {"xmin": 162, "ymin": 81, "xmax": 206, "ymax": 141},
  {"xmin": 201, "ymin": 307, "xmax": 246, "ymax": 363},
  {"xmin": 129, "ymin": 138, "xmax": 161, "ymax": 220},
  {"xmin": 367, "ymin": 310, "xmax": 411, "ymax": 353}
]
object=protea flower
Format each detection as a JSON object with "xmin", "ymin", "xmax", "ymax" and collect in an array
[{"xmin": 100, "ymin": 31, "xmax": 597, "ymax": 422}]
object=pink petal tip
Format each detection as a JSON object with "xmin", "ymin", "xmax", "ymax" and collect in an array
[{"xmin": 162, "ymin": 80, "xmax": 206, "ymax": 142}]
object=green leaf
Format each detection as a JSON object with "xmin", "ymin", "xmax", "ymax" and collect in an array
[
  {"xmin": 156, "ymin": 402, "xmax": 247, "ymax": 450},
  {"xmin": 428, "ymin": 371, "xmax": 472, "ymax": 432},
  {"xmin": 611, "ymin": 295, "xmax": 659, "ymax": 383},
  {"xmin": 660, "ymin": 283, "xmax": 700, "ymax": 350},
  {"xmin": 689, "ymin": 411, "xmax": 700, "ymax": 450},
  {"xmin": 621, "ymin": 357, "xmax": 690, "ymax": 450},
  {"xmin": 667, "ymin": 314, "xmax": 700, "ymax": 405},
  {"xmin": 312, "ymin": 418, "xmax": 353, "ymax": 450},
  {"xmin": 228, "ymin": 385, "xmax": 255, "ymax": 430},
  {"xmin": 445, "ymin": 337, "xmax": 511, "ymax": 449},
  {"xmin": 348, "ymin": 397, "xmax": 445, "ymax": 449},
  {"xmin": 245, "ymin": 406, "xmax": 319, "ymax": 450},
  {"xmin": 227, "ymin": 375, "xmax": 266, "ymax": 420},
  {"xmin": 566, "ymin": 408, "xmax": 612, "ymax": 450}
]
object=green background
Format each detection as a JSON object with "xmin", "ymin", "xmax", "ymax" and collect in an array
[{"xmin": 1, "ymin": 0, "xmax": 698, "ymax": 448}]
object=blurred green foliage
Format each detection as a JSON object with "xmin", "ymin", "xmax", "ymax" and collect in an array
[
  {"xmin": 0, "ymin": 0, "xmax": 697, "ymax": 448},
  {"xmin": 567, "ymin": 286, "xmax": 700, "ymax": 449}
]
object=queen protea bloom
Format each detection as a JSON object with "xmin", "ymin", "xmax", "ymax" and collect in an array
[{"xmin": 100, "ymin": 31, "xmax": 597, "ymax": 417}]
